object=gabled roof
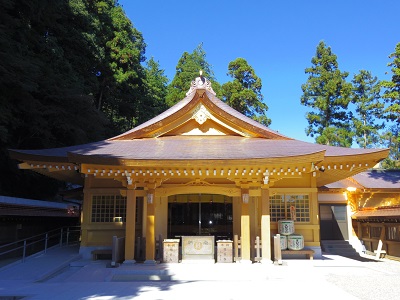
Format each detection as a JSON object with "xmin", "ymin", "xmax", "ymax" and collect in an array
[
  {"xmin": 352, "ymin": 206, "xmax": 400, "ymax": 219},
  {"xmin": 0, "ymin": 196, "xmax": 78, "ymax": 218},
  {"xmin": 110, "ymin": 81, "xmax": 290, "ymax": 140},
  {"xmin": 352, "ymin": 170, "xmax": 400, "ymax": 189},
  {"xmin": 324, "ymin": 170, "xmax": 400, "ymax": 190}
]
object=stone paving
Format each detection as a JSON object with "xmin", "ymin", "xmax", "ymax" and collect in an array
[{"xmin": 0, "ymin": 246, "xmax": 400, "ymax": 299}]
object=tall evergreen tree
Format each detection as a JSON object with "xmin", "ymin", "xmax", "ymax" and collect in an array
[
  {"xmin": 380, "ymin": 126, "xmax": 400, "ymax": 169},
  {"xmin": 0, "ymin": 0, "xmax": 110, "ymax": 198},
  {"xmin": 351, "ymin": 70, "xmax": 385, "ymax": 148},
  {"xmin": 166, "ymin": 43, "xmax": 221, "ymax": 106},
  {"xmin": 221, "ymin": 58, "xmax": 271, "ymax": 126},
  {"xmin": 301, "ymin": 41, "xmax": 353, "ymax": 147},
  {"xmin": 380, "ymin": 42, "xmax": 400, "ymax": 126},
  {"xmin": 0, "ymin": 0, "xmax": 153, "ymax": 198},
  {"xmin": 87, "ymin": 0, "xmax": 147, "ymax": 133},
  {"xmin": 379, "ymin": 43, "xmax": 400, "ymax": 168},
  {"xmin": 142, "ymin": 57, "xmax": 169, "ymax": 121}
]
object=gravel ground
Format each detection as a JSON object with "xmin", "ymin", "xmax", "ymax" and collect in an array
[{"xmin": 326, "ymin": 258, "xmax": 400, "ymax": 300}]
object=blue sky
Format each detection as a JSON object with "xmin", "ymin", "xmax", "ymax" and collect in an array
[{"xmin": 119, "ymin": 0, "xmax": 399, "ymax": 143}]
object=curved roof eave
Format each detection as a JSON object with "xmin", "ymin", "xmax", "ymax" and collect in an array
[
  {"xmin": 203, "ymin": 91, "xmax": 290, "ymax": 139},
  {"xmin": 108, "ymin": 91, "xmax": 197, "ymax": 140},
  {"xmin": 9, "ymin": 149, "xmax": 70, "ymax": 163},
  {"xmin": 9, "ymin": 138, "xmax": 389, "ymax": 165}
]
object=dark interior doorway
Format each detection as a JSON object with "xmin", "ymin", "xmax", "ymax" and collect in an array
[
  {"xmin": 320, "ymin": 204, "xmax": 348, "ymax": 240},
  {"xmin": 168, "ymin": 194, "xmax": 233, "ymax": 241}
]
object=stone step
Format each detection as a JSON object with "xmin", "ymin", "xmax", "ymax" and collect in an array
[
  {"xmin": 321, "ymin": 240, "xmax": 361, "ymax": 258},
  {"xmin": 321, "ymin": 240, "xmax": 352, "ymax": 245},
  {"xmin": 323, "ymin": 245, "xmax": 355, "ymax": 250}
]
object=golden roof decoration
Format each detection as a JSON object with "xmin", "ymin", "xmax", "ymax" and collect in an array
[{"xmin": 186, "ymin": 71, "xmax": 216, "ymax": 96}]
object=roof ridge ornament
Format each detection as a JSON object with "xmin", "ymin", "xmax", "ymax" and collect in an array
[{"xmin": 186, "ymin": 70, "xmax": 216, "ymax": 96}]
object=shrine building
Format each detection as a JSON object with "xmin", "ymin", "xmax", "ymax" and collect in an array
[{"xmin": 9, "ymin": 75, "xmax": 389, "ymax": 263}]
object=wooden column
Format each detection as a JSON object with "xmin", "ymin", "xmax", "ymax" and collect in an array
[
  {"xmin": 240, "ymin": 189, "xmax": 251, "ymax": 263},
  {"xmin": 311, "ymin": 190, "xmax": 320, "ymax": 244},
  {"xmin": 80, "ymin": 176, "xmax": 92, "ymax": 247},
  {"xmin": 124, "ymin": 189, "xmax": 137, "ymax": 263},
  {"xmin": 156, "ymin": 196, "xmax": 168, "ymax": 240},
  {"xmin": 261, "ymin": 188, "xmax": 271, "ymax": 263},
  {"xmin": 145, "ymin": 190, "xmax": 156, "ymax": 264}
]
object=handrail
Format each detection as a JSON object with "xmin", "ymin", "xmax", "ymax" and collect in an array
[{"xmin": 0, "ymin": 226, "xmax": 81, "ymax": 264}]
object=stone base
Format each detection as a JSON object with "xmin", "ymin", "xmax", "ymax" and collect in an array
[
  {"xmin": 260, "ymin": 259, "xmax": 273, "ymax": 264},
  {"xmin": 123, "ymin": 259, "xmax": 136, "ymax": 264},
  {"xmin": 144, "ymin": 260, "xmax": 157, "ymax": 265},
  {"xmin": 237, "ymin": 259, "xmax": 252, "ymax": 264}
]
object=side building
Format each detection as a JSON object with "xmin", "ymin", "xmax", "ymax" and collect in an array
[
  {"xmin": 0, "ymin": 196, "xmax": 79, "ymax": 245},
  {"xmin": 320, "ymin": 170, "xmax": 400, "ymax": 258}
]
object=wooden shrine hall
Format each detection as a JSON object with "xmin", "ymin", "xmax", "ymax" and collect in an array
[{"xmin": 9, "ymin": 75, "xmax": 389, "ymax": 263}]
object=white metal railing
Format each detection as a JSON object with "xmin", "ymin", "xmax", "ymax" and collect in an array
[{"xmin": 0, "ymin": 226, "xmax": 80, "ymax": 266}]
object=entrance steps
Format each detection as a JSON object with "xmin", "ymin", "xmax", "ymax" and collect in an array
[{"xmin": 321, "ymin": 240, "xmax": 362, "ymax": 258}]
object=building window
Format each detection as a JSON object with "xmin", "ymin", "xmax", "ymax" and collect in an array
[
  {"xmin": 386, "ymin": 225, "xmax": 400, "ymax": 241},
  {"xmin": 270, "ymin": 194, "xmax": 310, "ymax": 222},
  {"xmin": 91, "ymin": 195, "xmax": 126, "ymax": 223},
  {"xmin": 370, "ymin": 226, "xmax": 382, "ymax": 239},
  {"xmin": 270, "ymin": 195, "xmax": 285, "ymax": 221},
  {"xmin": 362, "ymin": 225, "xmax": 370, "ymax": 238}
]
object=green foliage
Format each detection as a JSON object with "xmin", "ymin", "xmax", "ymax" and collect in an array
[
  {"xmin": 351, "ymin": 70, "xmax": 385, "ymax": 148},
  {"xmin": 379, "ymin": 43, "xmax": 400, "ymax": 169},
  {"xmin": 166, "ymin": 43, "xmax": 221, "ymax": 106},
  {"xmin": 221, "ymin": 58, "xmax": 271, "ymax": 126},
  {"xmin": 315, "ymin": 127, "xmax": 352, "ymax": 147},
  {"xmin": 0, "ymin": 0, "xmax": 111, "ymax": 198},
  {"xmin": 142, "ymin": 57, "xmax": 169, "ymax": 120},
  {"xmin": 301, "ymin": 41, "xmax": 353, "ymax": 146},
  {"xmin": 0, "ymin": 0, "xmax": 110, "ymax": 150},
  {"xmin": 380, "ymin": 42, "xmax": 400, "ymax": 125},
  {"xmin": 380, "ymin": 126, "xmax": 400, "ymax": 169},
  {"xmin": 85, "ymin": 0, "xmax": 147, "ymax": 133},
  {"xmin": 0, "ymin": 0, "xmax": 167, "ymax": 198}
]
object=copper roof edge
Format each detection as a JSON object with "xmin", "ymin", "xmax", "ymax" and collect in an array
[
  {"xmin": 203, "ymin": 91, "xmax": 291, "ymax": 140},
  {"xmin": 8, "ymin": 149, "xmax": 69, "ymax": 163}
]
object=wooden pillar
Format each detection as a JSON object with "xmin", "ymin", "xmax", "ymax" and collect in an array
[
  {"xmin": 232, "ymin": 197, "xmax": 241, "ymax": 238},
  {"xmin": 124, "ymin": 189, "xmax": 137, "ymax": 263},
  {"xmin": 145, "ymin": 190, "xmax": 156, "ymax": 264},
  {"xmin": 249, "ymin": 194, "xmax": 257, "ymax": 261},
  {"xmin": 156, "ymin": 196, "xmax": 168, "ymax": 241},
  {"xmin": 80, "ymin": 176, "xmax": 92, "ymax": 247},
  {"xmin": 311, "ymin": 190, "xmax": 320, "ymax": 244},
  {"xmin": 261, "ymin": 188, "xmax": 271, "ymax": 263},
  {"xmin": 240, "ymin": 189, "xmax": 251, "ymax": 263}
]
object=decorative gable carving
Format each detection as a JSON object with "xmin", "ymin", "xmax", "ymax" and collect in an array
[
  {"xmin": 192, "ymin": 104, "xmax": 210, "ymax": 125},
  {"xmin": 163, "ymin": 102, "xmax": 244, "ymax": 136}
]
